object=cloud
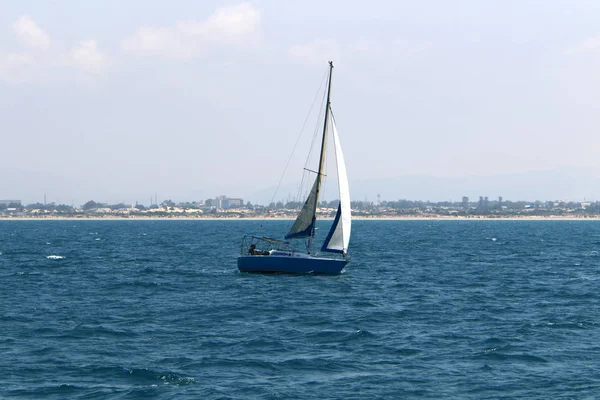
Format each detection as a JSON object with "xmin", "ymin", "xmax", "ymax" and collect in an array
[
  {"xmin": 0, "ymin": 52, "xmax": 36, "ymax": 83},
  {"xmin": 61, "ymin": 40, "xmax": 109, "ymax": 75},
  {"xmin": 121, "ymin": 2, "xmax": 261, "ymax": 59},
  {"xmin": 0, "ymin": 16, "xmax": 109, "ymax": 83},
  {"xmin": 200, "ymin": 2, "xmax": 260, "ymax": 37},
  {"xmin": 567, "ymin": 36, "xmax": 600, "ymax": 55},
  {"xmin": 121, "ymin": 26, "xmax": 193, "ymax": 59},
  {"xmin": 12, "ymin": 15, "xmax": 51, "ymax": 51}
]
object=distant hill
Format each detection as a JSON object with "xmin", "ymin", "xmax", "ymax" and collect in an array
[
  {"xmin": 248, "ymin": 167, "xmax": 600, "ymax": 204},
  {"xmin": 349, "ymin": 167, "xmax": 600, "ymax": 203},
  {"xmin": 3, "ymin": 166, "xmax": 599, "ymax": 206}
]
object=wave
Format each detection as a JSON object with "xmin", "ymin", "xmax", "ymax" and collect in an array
[
  {"xmin": 4, "ymin": 366, "xmax": 195, "ymax": 399},
  {"xmin": 66, "ymin": 324, "xmax": 140, "ymax": 339},
  {"xmin": 46, "ymin": 255, "xmax": 65, "ymax": 260},
  {"xmin": 478, "ymin": 351, "xmax": 549, "ymax": 363},
  {"xmin": 305, "ymin": 328, "xmax": 377, "ymax": 344},
  {"xmin": 6, "ymin": 384, "xmax": 83, "ymax": 398}
]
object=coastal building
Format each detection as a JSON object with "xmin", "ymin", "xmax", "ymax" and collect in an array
[
  {"xmin": 224, "ymin": 198, "xmax": 243, "ymax": 208},
  {"xmin": 461, "ymin": 196, "xmax": 469, "ymax": 209},
  {"xmin": 213, "ymin": 195, "xmax": 244, "ymax": 209}
]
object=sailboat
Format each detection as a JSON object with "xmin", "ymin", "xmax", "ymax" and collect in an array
[{"xmin": 237, "ymin": 61, "xmax": 351, "ymax": 274}]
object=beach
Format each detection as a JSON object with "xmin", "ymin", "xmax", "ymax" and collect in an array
[{"xmin": 2, "ymin": 215, "xmax": 600, "ymax": 221}]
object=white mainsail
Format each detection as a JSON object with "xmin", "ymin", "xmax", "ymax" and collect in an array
[{"xmin": 321, "ymin": 112, "xmax": 351, "ymax": 254}]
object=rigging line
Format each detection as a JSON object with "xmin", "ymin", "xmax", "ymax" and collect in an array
[
  {"xmin": 269, "ymin": 68, "xmax": 329, "ymax": 207},
  {"xmin": 296, "ymin": 95, "xmax": 326, "ymax": 204},
  {"xmin": 296, "ymin": 74, "xmax": 328, "ymax": 204},
  {"xmin": 296, "ymin": 99, "xmax": 325, "ymax": 204},
  {"xmin": 304, "ymin": 90, "xmax": 327, "ymax": 172},
  {"xmin": 329, "ymin": 107, "xmax": 336, "ymax": 123}
]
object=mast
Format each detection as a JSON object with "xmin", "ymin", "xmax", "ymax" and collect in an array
[{"xmin": 308, "ymin": 61, "xmax": 334, "ymax": 249}]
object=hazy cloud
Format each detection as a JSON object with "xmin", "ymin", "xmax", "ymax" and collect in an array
[
  {"xmin": 12, "ymin": 15, "xmax": 50, "ymax": 51},
  {"xmin": 60, "ymin": 40, "xmax": 109, "ymax": 75},
  {"xmin": 121, "ymin": 2, "xmax": 261, "ymax": 59},
  {"xmin": 567, "ymin": 36, "xmax": 600, "ymax": 55},
  {"xmin": 0, "ymin": 52, "xmax": 36, "ymax": 83},
  {"xmin": 0, "ymin": 16, "xmax": 109, "ymax": 83}
]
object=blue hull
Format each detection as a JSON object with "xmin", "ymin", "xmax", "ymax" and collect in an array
[{"xmin": 238, "ymin": 255, "xmax": 348, "ymax": 274}]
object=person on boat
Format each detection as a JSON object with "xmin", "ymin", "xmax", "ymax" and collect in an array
[{"xmin": 249, "ymin": 244, "xmax": 269, "ymax": 256}]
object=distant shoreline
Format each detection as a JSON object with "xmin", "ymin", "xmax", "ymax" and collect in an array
[{"xmin": 2, "ymin": 215, "xmax": 600, "ymax": 221}]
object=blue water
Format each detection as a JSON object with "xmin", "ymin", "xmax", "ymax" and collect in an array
[{"xmin": 1, "ymin": 220, "xmax": 600, "ymax": 399}]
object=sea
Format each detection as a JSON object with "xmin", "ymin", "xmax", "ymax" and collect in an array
[{"xmin": 1, "ymin": 219, "xmax": 599, "ymax": 399}]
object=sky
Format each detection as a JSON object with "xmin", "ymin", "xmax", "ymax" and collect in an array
[{"xmin": 2, "ymin": 0, "xmax": 600, "ymax": 205}]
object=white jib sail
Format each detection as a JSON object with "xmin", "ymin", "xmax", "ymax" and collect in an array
[{"xmin": 323, "ymin": 113, "xmax": 351, "ymax": 253}]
